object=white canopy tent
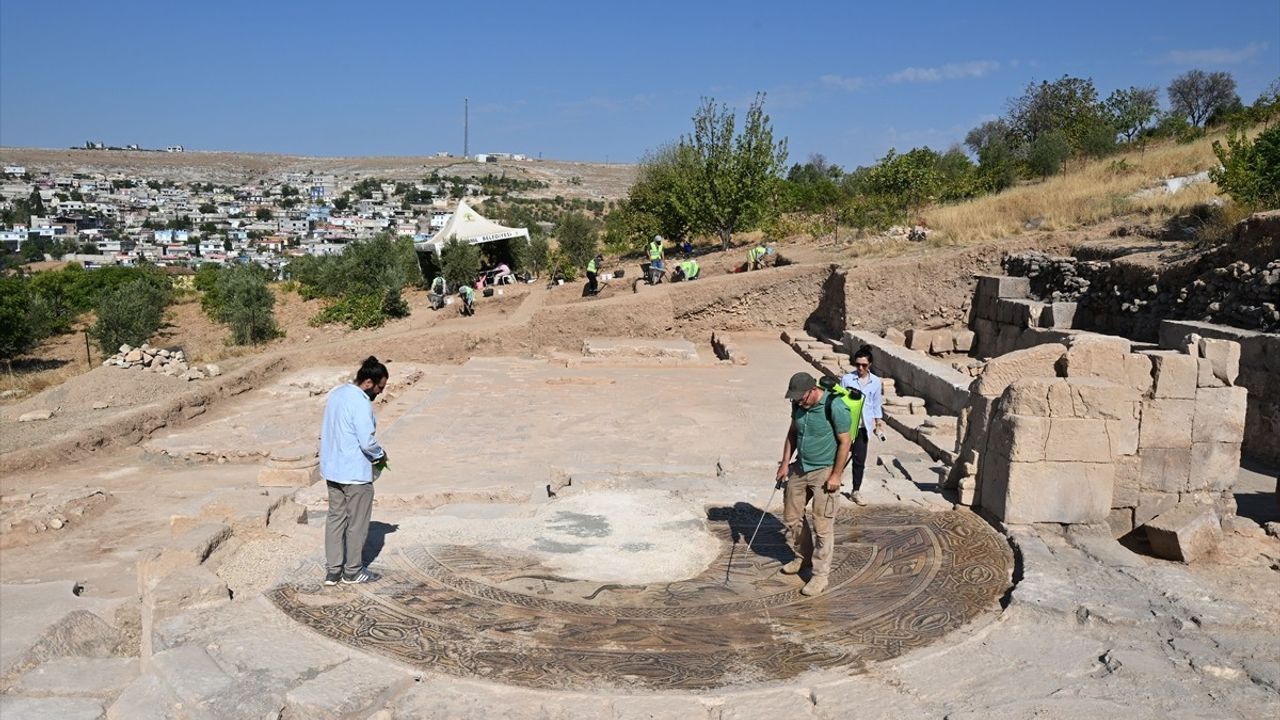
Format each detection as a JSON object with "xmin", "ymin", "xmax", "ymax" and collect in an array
[{"xmin": 414, "ymin": 200, "xmax": 529, "ymax": 256}]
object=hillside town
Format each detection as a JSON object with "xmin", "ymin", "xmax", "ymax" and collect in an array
[{"xmin": 0, "ymin": 161, "xmax": 533, "ymax": 273}]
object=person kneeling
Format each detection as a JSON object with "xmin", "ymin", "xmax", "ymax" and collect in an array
[{"xmin": 458, "ymin": 285, "xmax": 475, "ymax": 316}]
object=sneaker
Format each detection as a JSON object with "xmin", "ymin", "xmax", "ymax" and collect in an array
[
  {"xmin": 801, "ymin": 575, "xmax": 829, "ymax": 596},
  {"xmin": 851, "ymin": 491, "xmax": 868, "ymax": 506},
  {"xmin": 779, "ymin": 558, "xmax": 806, "ymax": 575},
  {"xmin": 323, "ymin": 571, "xmax": 342, "ymax": 586},
  {"xmin": 341, "ymin": 568, "xmax": 381, "ymax": 584}
]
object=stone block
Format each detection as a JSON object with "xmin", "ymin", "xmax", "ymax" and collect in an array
[
  {"xmin": 1061, "ymin": 334, "xmax": 1131, "ymax": 384},
  {"xmin": 1039, "ymin": 302, "xmax": 1079, "ymax": 329},
  {"xmin": 1196, "ymin": 356, "xmax": 1226, "ymax": 388},
  {"xmin": 1069, "ymin": 377, "xmax": 1139, "ymax": 420},
  {"xmin": 1134, "ymin": 491, "xmax": 1178, "ymax": 527},
  {"xmin": 997, "ymin": 298, "xmax": 1043, "ymax": 328},
  {"xmin": 1112, "ymin": 456, "xmax": 1140, "ymax": 506},
  {"xmin": 148, "ymin": 646, "xmax": 232, "ymax": 704},
  {"xmin": 1123, "ymin": 353, "xmax": 1154, "ymax": 396},
  {"xmin": 972, "ymin": 318, "xmax": 998, "ymax": 356},
  {"xmin": 1045, "ymin": 418, "xmax": 1112, "ymax": 463},
  {"xmin": 994, "ymin": 323, "xmax": 1023, "ymax": 356},
  {"xmin": 18, "ymin": 409, "xmax": 54, "ymax": 422},
  {"xmin": 137, "ymin": 523, "xmax": 231, "ymax": 589},
  {"xmin": 929, "ymin": 331, "xmax": 955, "ymax": 355},
  {"xmin": 999, "ymin": 461, "xmax": 1114, "ymax": 524},
  {"xmin": 1002, "ymin": 378, "xmax": 1056, "ymax": 417},
  {"xmin": 1190, "ymin": 442, "xmax": 1242, "ymax": 493},
  {"xmin": 882, "ymin": 327, "xmax": 907, "ymax": 345},
  {"xmin": 1191, "ymin": 386, "xmax": 1247, "ymax": 444},
  {"xmin": 954, "ymin": 329, "xmax": 975, "ymax": 353},
  {"xmin": 14, "ymin": 657, "xmax": 139, "ymax": 698},
  {"xmin": 1138, "ymin": 398, "xmax": 1194, "ymax": 449},
  {"xmin": 285, "ymin": 658, "xmax": 412, "ymax": 720},
  {"xmin": 988, "ymin": 414, "xmax": 1049, "ymax": 463},
  {"xmin": 141, "ymin": 567, "xmax": 230, "ymax": 659},
  {"xmin": 974, "ymin": 344, "xmax": 1066, "ymax": 398},
  {"xmin": 0, "ymin": 697, "xmax": 105, "ymax": 720},
  {"xmin": 976, "ymin": 274, "xmax": 1030, "ymax": 300},
  {"xmin": 1139, "ymin": 448, "xmax": 1191, "ymax": 493},
  {"xmin": 1146, "ymin": 351, "xmax": 1197, "ymax": 399},
  {"xmin": 105, "ymin": 674, "xmax": 179, "ymax": 720},
  {"xmin": 1106, "ymin": 419, "xmax": 1140, "ymax": 456},
  {"xmin": 905, "ymin": 328, "xmax": 935, "ymax": 352},
  {"xmin": 1108, "ymin": 507, "xmax": 1135, "ymax": 538},
  {"xmin": 1144, "ymin": 504, "xmax": 1221, "ymax": 563},
  {"xmin": 1198, "ymin": 337, "xmax": 1240, "ymax": 385}
]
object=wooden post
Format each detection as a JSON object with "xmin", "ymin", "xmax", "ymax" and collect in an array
[{"xmin": 84, "ymin": 331, "xmax": 92, "ymax": 370}]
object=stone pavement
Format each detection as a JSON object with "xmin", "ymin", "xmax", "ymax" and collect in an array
[{"xmin": 2, "ymin": 336, "xmax": 1277, "ymax": 718}]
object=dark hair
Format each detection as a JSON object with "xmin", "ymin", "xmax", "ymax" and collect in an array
[
  {"xmin": 853, "ymin": 345, "xmax": 874, "ymax": 364},
  {"xmin": 356, "ymin": 356, "xmax": 389, "ymax": 384}
]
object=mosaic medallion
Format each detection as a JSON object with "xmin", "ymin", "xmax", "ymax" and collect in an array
[{"xmin": 270, "ymin": 506, "xmax": 1012, "ymax": 690}]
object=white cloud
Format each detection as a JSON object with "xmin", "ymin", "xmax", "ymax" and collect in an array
[
  {"xmin": 886, "ymin": 60, "xmax": 1000, "ymax": 84},
  {"xmin": 820, "ymin": 74, "xmax": 865, "ymax": 91},
  {"xmin": 1158, "ymin": 41, "xmax": 1268, "ymax": 66}
]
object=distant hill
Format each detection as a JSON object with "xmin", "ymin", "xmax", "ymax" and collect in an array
[{"xmin": 0, "ymin": 147, "xmax": 638, "ymax": 201}]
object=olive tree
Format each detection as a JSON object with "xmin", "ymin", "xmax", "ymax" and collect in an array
[{"xmin": 1168, "ymin": 70, "xmax": 1238, "ymax": 127}]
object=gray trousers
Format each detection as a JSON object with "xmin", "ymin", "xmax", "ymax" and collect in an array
[{"xmin": 325, "ymin": 481, "xmax": 374, "ymax": 576}]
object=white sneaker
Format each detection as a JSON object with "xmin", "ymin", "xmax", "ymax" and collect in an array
[{"xmin": 851, "ymin": 491, "xmax": 867, "ymax": 506}]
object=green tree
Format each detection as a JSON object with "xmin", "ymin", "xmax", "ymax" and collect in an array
[
  {"xmin": 965, "ymin": 119, "xmax": 1019, "ymax": 192},
  {"xmin": 439, "ymin": 238, "xmax": 481, "ymax": 291},
  {"xmin": 89, "ymin": 278, "xmax": 171, "ymax": 354},
  {"xmin": 512, "ymin": 234, "xmax": 549, "ymax": 277},
  {"xmin": 672, "ymin": 94, "xmax": 789, "ymax": 249},
  {"xmin": 1105, "ymin": 86, "xmax": 1160, "ymax": 143},
  {"xmin": 1210, "ymin": 124, "xmax": 1280, "ymax": 209},
  {"xmin": 215, "ymin": 265, "xmax": 279, "ymax": 345},
  {"xmin": 863, "ymin": 147, "xmax": 942, "ymax": 221},
  {"xmin": 0, "ymin": 276, "xmax": 44, "ymax": 365},
  {"xmin": 199, "ymin": 203, "xmax": 217, "ymax": 214},
  {"xmin": 606, "ymin": 144, "xmax": 696, "ymax": 252},
  {"xmin": 255, "ymin": 207, "xmax": 273, "ymax": 221},
  {"xmin": 554, "ymin": 212, "xmax": 599, "ymax": 268},
  {"xmin": 1027, "ymin": 131, "xmax": 1071, "ymax": 178},
  {"xmin": 1008, "ymin": 76, "xmax": 1109, "ymax": 160},
  {"xmin": 1168, "ymin": 70, "xmax": 1238, "ymax": 127}
]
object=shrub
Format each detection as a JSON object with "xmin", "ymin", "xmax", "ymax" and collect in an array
[
  {"xmin": 1027, "ymin": 131, "xmax": 1071, "ymax": 178},
  {"xmin": 440, "ymin": 238, "xmax": 481, "ymax": 292},
  {"xmin": 555, "ymin": 212, "xmax": 599, "ymax": 268},
  {"xmin": 1211, "ymin": 124, "xmax": 1280, "ymax": 209},
  {"xmin": 215, "ymin": 265, "xmax": 279, "ymax": 345},
  {"xmin": 0, "ymin": 276, "xmax": 43, "ymax": 362},
  {"xmin": 90, "ymin": 278, "xmax": 171, "ymax": 354},
  {"xmin": 512, "ymin": 235, "xmax": 549, "ymax": 277},
  {"xmin": 310, "ymin": 293, "xmax": 385, "ymax": 329},
  {"xmin": 288, "ymin": 234, "xmax": 423, "ymax": 329}
]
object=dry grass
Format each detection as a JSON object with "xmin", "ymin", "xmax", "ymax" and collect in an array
[{"xmin": 922, "ymin": 129, "xmax": 1243, "ymax": 244}]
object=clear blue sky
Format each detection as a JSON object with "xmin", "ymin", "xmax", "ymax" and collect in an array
[{"xmin": 2, "ymin": 0, "xmax": 1277, "ymax": 169}]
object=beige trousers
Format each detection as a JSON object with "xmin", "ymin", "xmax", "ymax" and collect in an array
[{"xmin": 782, "ymin": 463, "xmax": 838, "ymax": 578}]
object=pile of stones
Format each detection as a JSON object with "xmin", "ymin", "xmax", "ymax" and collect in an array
[
  {"xmin": 104, "ymin": 343, "xmax": 221, "ymax": 382},
  {"xmin": 1004, "ymin": 251, "xmax": 1280, "ymax": 335}
]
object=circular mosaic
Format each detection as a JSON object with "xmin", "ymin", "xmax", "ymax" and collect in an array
[{"xmin": 270, "ymin": 505, "xmax": 1012, "ymax": 690}]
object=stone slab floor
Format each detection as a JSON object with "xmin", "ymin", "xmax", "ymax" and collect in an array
[{"xmin": 1, "ymin": 335, "xmax": 1277, "ymax": 719}]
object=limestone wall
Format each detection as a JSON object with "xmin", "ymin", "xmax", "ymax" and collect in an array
[
  {"xmin": 969, "ymin": 274, "xmax": 1085, "ymax": 358},
  {"xmin": 1159, "ymin": 319, "xmax": 1280, "ymax": 466},
  {"xmin": 953, "ymin": 333, "xmax": 1246, "ymax": 535}
]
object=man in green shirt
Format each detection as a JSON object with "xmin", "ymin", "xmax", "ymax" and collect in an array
[
  {"xmin": 458, "ymin": 284, "xmax": 475, "ymax": 316},
  {"xmin": 774, "ymin": 371, "xmax": 852, "ymax": 596}
]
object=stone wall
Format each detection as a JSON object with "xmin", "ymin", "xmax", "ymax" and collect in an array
[
  {"xmin": 1159, "ymin": 319, "xmax": 1280, "ymax": 466},
  {"xmin": 969, "ymin": 274, "xmax": 1086, "ymax": 358},
  {"xmin": 959, "ymin": 334, "xmax": 1246, "ymax": 536},
  {"xmin": 1000, "ymin": 209, "xmax": 1280, "ymax": 339}
]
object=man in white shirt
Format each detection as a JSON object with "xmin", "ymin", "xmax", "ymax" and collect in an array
[
  {"xmin": 839, "ymin": 345, "xmax": 884, "ymax": 506},
  {"xmin": 320, "ymin": 356, "xmax": 389, "ymax": 585}
]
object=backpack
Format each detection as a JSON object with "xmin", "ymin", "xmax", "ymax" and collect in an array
[{"xmin": 819, "ymin": 376, "xmax": 864, "ymax": 437}]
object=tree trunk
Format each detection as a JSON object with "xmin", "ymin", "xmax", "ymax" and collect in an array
[{"xmin": 718, "ymin": 228, "xmax": 732, "ymax": 251}]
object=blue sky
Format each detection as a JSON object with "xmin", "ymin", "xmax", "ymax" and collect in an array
[{"xmin": 1, "ymin": 0, "xmax": 1277, "ymax": 169}]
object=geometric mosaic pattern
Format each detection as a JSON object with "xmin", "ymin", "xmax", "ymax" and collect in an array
[{"xmin": 269, "ymin": 506, "xmax": 1012, "ymax": 690}]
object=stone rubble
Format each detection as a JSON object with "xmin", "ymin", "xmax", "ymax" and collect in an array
[{"xmin": 102, "ymin": 343, "xmax": 220, "ymax": 382}]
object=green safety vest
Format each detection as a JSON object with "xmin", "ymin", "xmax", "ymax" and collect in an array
[
  {"xmin": 460, "ymin": 286, "xmax": 475, "ymax": 300},
  {"xmin": 748, "ymin": 246, "xmax": 766, "ymax": 262},
  {"xmin": 680, "ymin": 260, "xmax": 699, "ymax": 279},
  {"xmin": 647, "ymin": 240, "xmax": 662, "ymax": 260},
  {"xmin": 587, "ymin": 258, "xmax": 598, "ymax": 273}
]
